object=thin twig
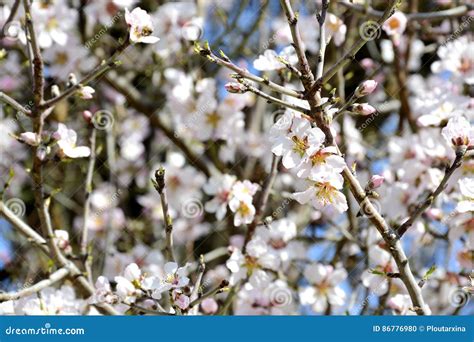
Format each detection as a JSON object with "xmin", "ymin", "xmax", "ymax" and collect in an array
[
  {"xmin": 198, "ymin": 46, "xmax": 304, "ymax": 99},
  {"xmin": 189, "ymin": 280, "xmax": 230, "ymax": 309},
  {"xmin": 0, "ymin": 201, "xmax": 119, "ymax": 315},
  {"xmin": 40, "ymin": 58, "xmax": 121, "ymax": 110},
  {"xmin": 339, "ymin": 2, "xmax": 471, "ymax": 21},
  {"xmin": 0, "ymin": 268, "xmax": 69, "ymax": 302},
  {"xmin": 243, "ymin": 155, "xmax": 280, "ymax": 253},
  {"xmin": 244, "ymin": 83, "xmax": 310, "ymax": 116},
  {"xmin": 81, "ymin": 128, "xmax": 97, "ymax": 284},
  {"xmin": 0, "ymin": 92, "xmax": 32, "ymax": 116},
  {"xmin": 317, "ymin": 0, "xmax": 402, "ymax": 86},
  {"xmin": 189, "ymin": 256, "xmax": 205, "ymax": 314},
  {"xmin": 23, "ymin": 0, "xmax": 44, "ymax": 107},
  {"xmin": 397, "ymin": 149, "xmax": 466, "ymax": 237},
  {"xmin": 316, "ymin": 0, "xmax": 329, "ymax": 79},
  {"xmin": 0, "ymin": 201, "xmax": 49, "ymax": 255},
  {"xmin": 153, "ymin": 167, "xmax": 176, "ymax": 262},
  {"xmin": 280, "ymin": 0, "xmax": 315, "ymax": 87}
]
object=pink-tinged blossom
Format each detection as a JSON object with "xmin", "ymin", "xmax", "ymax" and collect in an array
[
  {"xmin": 82, "ymin": 110, "xmax": 93, "ymax": 123},
  {"xmin": 91, "ymin": 276, "xmax": 117, "ymax": 305},
  {"xmin": 226, "ymin": 246, "xmax": 277, "ymax": 286},
  {"xmin": 150, "ymin": 262, "xmax": 190, "ymax": 298},
  {"xmin": 172, "ymin": 289, "xmax": 190, "ymax": 310},
  {"xmin": 114, "ymin": 263, "xmax": 147, "ymax": 304},
  {"xmin": 224, "ymin": 82, "xmax": 247, "ymax": 94},
  {"xmin": 355, "ymin": 80, "xmax": 378, "ymax": 97},
  {"xmin": 125, "ymin": 7, "xmax": 160, "ymax": 44},
  {"xmin": 54, "ymin": 230, "xmax": 72, "ymax": 254},
  {"xmin": 388, "ymin": 294, "xmax": 415, "ymax": 315},
  {"xmin": 441, "ymin": 115, "xmax": 473, "ymax": 148},
  {"xmin": 351, "ymin": 103, "xmax": 376, "ymax": 115},
  {"xmin": 201, "ymin": 298, "xmax": 218, "ymax": 314},
  {"xmin": 368, "ymin": 175, "xmax": 385, "ymax": 189},
  {"xmin": 204, "ymin": 174, "xmax": 237, "ymax": 220}
]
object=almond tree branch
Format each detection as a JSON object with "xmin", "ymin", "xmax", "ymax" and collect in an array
[
  {"xmin": 0, "ymin": 268, "xmax": 70, "ymax": 302},
  {"xmin": 199, "ymin": 47, "xmax": 304, "ymax": 99},
  {"xmin": 317, "ymin": 0, "xmax": 402, "ymax": 86},
  {"xmin": 0, "ymin": 201, "xmax": 119, "ymax": 315},
  {"xmin": 242, "ymin": 155, "xmax": 280, "ymax": 253},
  {"xmin": 339, "ymin": 2, "xmax": 471, "ymax": 21},
  {"xmin": 316, "ymin": 0, "xmax": 329, "ymax": 79},
  {"xmin": 279, "ymin": 0, "xmax": 332, "ymax": 143},
  {"xmin": 280, "ymin": 0, "xmax": 315, "ymax": 86},
  {"xmin": 81, "ymin": 128, "xmax": 97, "ymax": 284},
  {"xmin": 242, "ymin": 82, "xmax": 310, "ymax": 116},
  {"xmin": 189, "ymin": 256, "xmax": 205, "ymax": 314},
  {"xmin": 0, "ymin": 92, "xmax": 32, "ymax": 116},
  {"xmin": 397, "ymin": 149, "xmax": 466, "ymax": 237},
  {"xmin": 153, "ymin": 167, "xmax": 176, "ymax": 262},
  {"xmin": 188, "ymin": 280, "xmax": 230, "ymax": 309},
  {"xmin": 0, "ymin": 201, "xmax": 49, "ymax": 254},
  {"xmin": 20, "ymin": 1, "xmax": 119, "ymax": 315},
  {"xmin": 23, "ymin": 0, "xmax": 44, "ymax": 106},
  {"xmin": 280, "ymin": 0, "xmax": 428, "ymax": 315},
  {"xmin": 342, "ymin": 167, "xmax": 428, "ymax": 315},
  {"xmin": 40, "ymin": 58, "xmax": 121, "ymax": 110}
]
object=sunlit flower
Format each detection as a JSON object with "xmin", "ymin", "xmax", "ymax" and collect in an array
[
  {"xmin": 382, "ymin": 11, "xmax": 407, "ymax": 42},
  {"xmin": 293, "ymin": 173, "xmax": 348, "ymax": 213},
  {"xmin": 125, "ymin": 7, "xmax": 160, "ymax": 44},
  {"xmin": 271, "ymin": 116, "xmax": 325, "ymax": 169},
  {"xmin": 54, "ymin": 123, "xmax": 91, "ymax": 159}
]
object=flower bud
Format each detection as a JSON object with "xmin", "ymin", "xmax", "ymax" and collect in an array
[
  {"xmin": 51, "ymin": 84, "xmax": 60, "ymax": 98},
  {"xmin": 425, "ymin": 208, "xmax": 442, "ymax": 221},
  {"xmin": 51, "ymin": 131, "xmax": 61, "ymax": 141},
  {"xmin": 201, "ymin": 298, "xmax": 218, "ymax": 314},
  {"xmin": 368, "ymin": 175, "xmax": 384, "ymax": 189},
  {"xmin": 67, "ymin": 73, "xmax": 77, "ymax": 87},
  {"xmin": 19, "ymin": 132, "xmax": 40, "ymax": 146},
  {"xmin": 355, "ymin": 80, "xmax": 377, "ymax": 97},
  {"xmin": 83, "ymin": 110, "xmax": 93, "ymax": 123},
  {"xmin": 351, "ymin": 103, "xmax": 376, "ymax": 115},
  {"xmin": 224, "ymin": 82, "xmax": 247, "ymax": 94},
  {"xmin": 36, "ymin": 146, "xmax": 48, "ymax": 161},
  {"xmin": 360, "ymin": 58, "xmax": 375, "ymax": 71}
]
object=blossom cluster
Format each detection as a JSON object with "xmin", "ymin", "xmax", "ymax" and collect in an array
[{"xmin": 0, "ymin": 1, "xmax": 472, "ymax": 318}]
